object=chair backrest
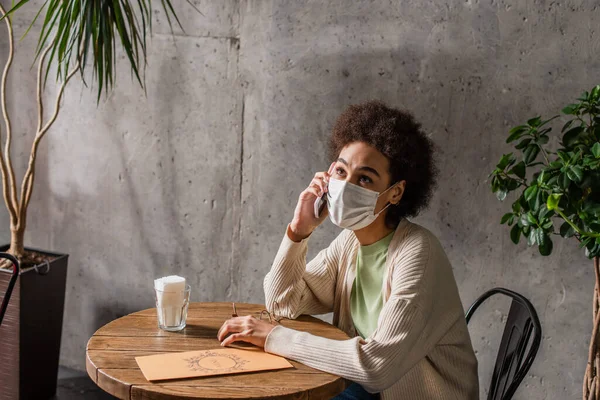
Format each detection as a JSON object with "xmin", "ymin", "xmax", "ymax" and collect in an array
[
  {"xmin": 465, "ymin": 288, "xmax": 542, "ymax": 400},
  {"xmin": 0, "ymin": 253, "xmax": 20, "ymax": 326}
]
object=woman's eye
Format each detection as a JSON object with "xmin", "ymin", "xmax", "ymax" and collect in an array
[
  {"xmin": 335, "ymin": 168, "xmax": 346, "ymax": 176},
  {"xmin": 359, "ymin": 176, "xmax": 372, "ymax": 184}
]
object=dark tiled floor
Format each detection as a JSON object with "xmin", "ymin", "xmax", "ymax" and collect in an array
[{"xmin": 53, "ymin": 367, "xmax": 116, "ymax": 400}]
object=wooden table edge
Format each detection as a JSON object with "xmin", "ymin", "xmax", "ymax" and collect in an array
[{"xmin": 85, "ymin": 303, "xmax": 351, "ymax": 399}]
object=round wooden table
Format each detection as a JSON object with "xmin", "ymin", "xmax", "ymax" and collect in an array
[{"xmin": 86, "ymin": 302, "xmax": 350, "ymax": 399}]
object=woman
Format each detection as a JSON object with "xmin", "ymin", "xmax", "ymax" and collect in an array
[{"xmin": 217, "ymin": 101, "xmax": 479, "ymax": 399}]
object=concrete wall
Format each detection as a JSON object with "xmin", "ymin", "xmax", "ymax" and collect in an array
[{"xmin": 2, "ymin": 1, "xmax": 600, "ymax": 398}]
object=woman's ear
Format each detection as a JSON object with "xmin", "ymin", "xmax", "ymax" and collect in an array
[{"xmin": 390, "ymin": 180, "xmax": 406, "ymax": 205}]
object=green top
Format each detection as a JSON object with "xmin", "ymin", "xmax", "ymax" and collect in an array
[{"xmin": 350, "ymin": 231, "xmax": 395, "ymax": 339}]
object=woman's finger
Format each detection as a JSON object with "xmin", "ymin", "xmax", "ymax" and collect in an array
[
  {"xmin": 328, "ymin": 161, "xmax": 336, "ymax": 175},
  {"xmin": 310, "ymin": 178, "xmax": 326, "ymax": 195},
  {"xmin": 221, "ymin": 329, "xmax": 252, "ymax": 347},
  {"xmin": 302, "ymin": 186, "xmax": 320, "ymax": 199},
  {"xmin": 325, "ymin": 162, "xmax": 336, "ymax": 183},
  {"xmin": 217, "ymin": 318, "xmax": 237, "ymax": 340},
  {"xmin": 217, "ymin": 321, "xmax": 242, "ymax": 341}
]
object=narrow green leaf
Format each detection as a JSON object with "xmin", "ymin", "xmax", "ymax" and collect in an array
[
  {"xmin": 547, "ymin": 174, "xmax": 559, "ymax": 186},
  {"xmin": 528, "ymin": 228, "xmax": 537, "ymax": 246},
  {"xmin": 510, "ymin": 224, "xmax": 521, "ymax": 244},
  {"xmin": 537, "ymin": 135, "xmax": 550, "ymax": 145},
  {"xmin": 540, "ymin": 115, "xmax": 559, "ymax": 126},
  {"xmin": 591, "ymin": 85, "xmax": 600, "ymax": 101},
  {"xmin": 547, "ymin": 193, "xmax": 562, "ymax": 210},
  {"xmin": 559, "ymin": 173, "xmax": 570, "ymax": 189},
  {"xmin": 520, "ymin": 213, "xmax": 531, "ymax": 227},
  {"xmin": 562, "ymin": 119, "xmax": 575, "ymax": 133},
  {"xmin": 161, "ymin": 0, "xmax": 185, "ymax": 31},
  {"xmin": 539, "ymin": 236, "xmax": 553, "ymax": 256},
  {"xmin": 563, "ymin": 126, "xmax": 585, "ymax": 147},
  {"xmin": 527, "ymin": 212, "xmax": 538, "ymax": 225},
  {"xmin": 501, "ymin": 213, "xmax": 513, "ymax": 224},
  {"xmin": 539, "ymin": 205, "xmax": 554, "ymax": 220},
  {"xmin": 507, "ymin": 126, "xmax": 529, "ymax": 143},
  {"xmin": 20, "ymin": 0, "xmax": 49, "ymax": 42},
  {"xmin": 512, "ymin": 201, "xmax": 522, "ymax": 213},
  {"xmin": 524, "ymin": 145, "xmax": 540, "ymax": 165},
  {"xmin": 497, "ymin": 153, "xmax": 515, "ymax": 170},
  {"xmin": 491, "ymin": 175, "xmax": 500, "ymax": 192},
  {"xmin": 560, "ymin": 221, "xmax": 576, "ymax": 238},
  {"xmin": 507, "ymin": 179, "xmax": 520, "ymax": 191},
  {"xmin": 535, "ymin": 228, "xmax": 546, "ymax": 246},
  {"xmin": 509, "ymin": 161, "xmax": 526, "ymax": 179},
  {"xmin": 515, "ymin": 138, "xmax": 532, "ymax": 150},
  {"xmin": 542, "ymin": 219, "xmax": 553, "ymax": 229},
  {"xmin": 567, "ymin": 166, "xmax": 584, "ymax": 182},
  {"xmin": 527, "ymin": 116, "xmax": 542, "ymax": 127},
  {"xmin": 592, "ymin": 143, "xmax": 600, "ymax": 158},
  {"xmin": 524, "ymin": 186, "xmax": 538, "ymax": 202},
  {"xmin": 532, "ymin": 190, "xmax": 543, "ymax": 210},
  {"xmin": 0, "ymin": 0, "xmax": 30, "ymax": 21},
  {"xmin": 562, "ymin": 104, "xmax": 579, "ymax": 115}
]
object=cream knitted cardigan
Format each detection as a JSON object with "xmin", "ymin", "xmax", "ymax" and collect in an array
[{"xmin": 263, "ymin": 218, "xmax": 479, "ymax": 399}]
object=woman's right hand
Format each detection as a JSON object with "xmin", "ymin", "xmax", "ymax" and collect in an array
[{"xmin": 288, "ymin": 162, "xmax": 336, "ymax": 242}]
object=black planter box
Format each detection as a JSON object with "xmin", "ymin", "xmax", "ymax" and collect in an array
[{"xmin": 0, "ymin": 246, "xmax": 68, "ymax": 400}]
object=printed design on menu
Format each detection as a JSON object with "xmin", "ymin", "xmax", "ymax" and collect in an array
[{"xmin": 185, "ymin": 351, "xmax": 250, "ymax": 373}]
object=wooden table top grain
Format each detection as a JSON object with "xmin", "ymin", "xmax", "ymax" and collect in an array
[{"xmin": 86, "ymin": 302, "xmax": 350, "ymax": 399}]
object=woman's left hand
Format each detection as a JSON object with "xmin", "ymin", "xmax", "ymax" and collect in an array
[{"xmin": 217, "ymin": 315, "xmax": 276, "ymax": 348}]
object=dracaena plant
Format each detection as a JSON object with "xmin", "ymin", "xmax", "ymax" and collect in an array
[
  {"xmin": 489, "ymin": 85, "xmax": 600, "ymax": 400},
  {"xmin": 0, "ymin": 0, "xmax": 194, "ymax": 264}
]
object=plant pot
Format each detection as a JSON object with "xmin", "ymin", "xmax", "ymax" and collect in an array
[{"xmin": 0, "ymin": 246, "xmax": 68, "ymax": 400}]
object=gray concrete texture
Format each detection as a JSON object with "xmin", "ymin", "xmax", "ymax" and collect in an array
[{"xmin": 1, "ymin": 0, "xmax": 599, "ymax": 398}]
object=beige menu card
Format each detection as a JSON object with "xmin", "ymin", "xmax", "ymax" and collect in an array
[{"xmin": 135, "ymin": 347, "xmax": 294, "ymax": 381}]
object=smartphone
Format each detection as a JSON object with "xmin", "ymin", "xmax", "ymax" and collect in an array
[{"xmin": 314, "ymin": 193, "xmax": 327, "ymax": 218}]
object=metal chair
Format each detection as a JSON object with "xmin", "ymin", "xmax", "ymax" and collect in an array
[
  {"xmin": 465, "ymin": 288, "xmax": 542, "ymax": 400},
  {"xmin": 0, "ymin": 253, "xmax": 20, "ymax": 326}
]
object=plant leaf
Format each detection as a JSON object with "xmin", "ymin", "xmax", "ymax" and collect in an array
[
  {"xmin": 507, "ymin": 126, "xmax": 529, "ymax": 143},
  {"xmin": 510, "ymin": 224, "xmax": 521, "ymax": 244},
  {"xmin": 524, "ymin": 145, "xmax": 540, "ymax": 165},
  {"xmin": 592, "ymin": 143, "xmax": 600, "ymax": 158},
  {"xmin": 509, "ymin": 161, "xmax": 526, "ymax": 179},
  {"xmin": 567, "ymin": 166, "xmax": 584, "ymax": 182},
  {"xmin": 559, "ymin": 173, "xmax": 570, "ymax": 190},
  {"xmin": 496, "ymin": 189, "xmax": 508, "ymax": 201},
  {"xmin": 539, "ymin": 236, "xmax": 553, "ymax": 256},
  {"xmin": 524, "ymin": 186, "xmax": 538, "ymax": 202},
  {"xmin": 501, "ymin": 213, "xmax": 513, "ymax": 224},
  {"xmin": 527, "ymin": 116, "xmax": 542, "ymax": 127},
  {"xmin": 547, "ymin": 193, "xmax": 562, "ymax": 210},
  {"xmin": 560, "ymin": 221, "xmax": 576, "ymax": 238},
  {"xmin": 515, "ymin": 138, "xmax": 532, "ymax": 150},
  {"xmin": 528, "ymin": 228, "xmax": 537, "ymax": 246},
  {"xmin": 591, "ymin": 85, "xmax": 600, "ymax": 101},
  {"xmin": 562, "ymin": 119, "xmax": 575, "ymax": 133},
  {"xmin": 563, "ymin": 126, "xmax": 585, "ymax": 147},
  {"xmin": 562, "ymin": 104, "xmax": 579, "ymax": 115},
  {"xmin": 537, "ymin": 135, "xmax": 550, "ymax": 145},
  {"xmin": 497, "ymin": 153, "xmax": 516, "ymax": 170},
  {"xmin": 0, "ymin": 0, "xmax": 29, "ymax": 21},
  {"xmin": 4, "ymin": 0, "xmax": 194, "ymax": 101},
  {"xmin": 535, "ymin": 228, "xmax": 546, "ymax": 246},
  {"xmin": 520, "ymin": 213, "xmax": 531, "ymax": 227}
]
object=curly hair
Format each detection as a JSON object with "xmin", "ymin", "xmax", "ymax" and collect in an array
[{"xmin": 328, "ymin": 100, "xmax": 438, "ymax": 228}]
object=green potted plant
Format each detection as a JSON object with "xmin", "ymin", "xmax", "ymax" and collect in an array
[
  {"xmin": 0, "ymin": 1, "xmax": 194, "ymax": 398},
  {"xmin": 489, "ymin": 85, "xmax": 600, "ymax": 399}
]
